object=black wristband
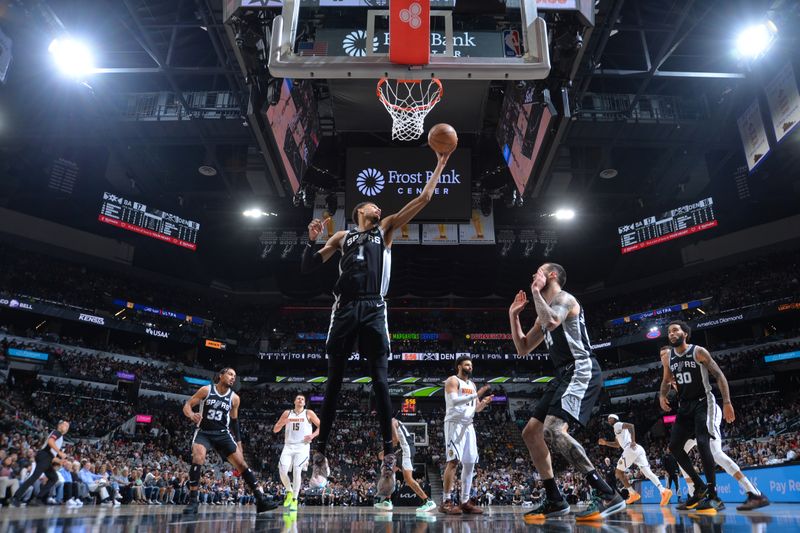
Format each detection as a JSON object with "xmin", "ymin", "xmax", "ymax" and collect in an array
[{"xmin": 231, "ymin": 419, "xmax": 241, "ymax": 442}]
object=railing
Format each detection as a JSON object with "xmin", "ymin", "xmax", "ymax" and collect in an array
[
  {"xmin": 577, "ymin": 93, "xmax": 708, "ymax": 123},
  {"xmin": 120, "ymin": 91, "xmax": 241, "ymax": 121}
]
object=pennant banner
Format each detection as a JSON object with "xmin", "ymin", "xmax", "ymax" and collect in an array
[
  {"xmin": 458, "ymin": 209, "xmax": 496, "ymax": 244},
  {"xmin": 422, "ymin": 224, "xmax": 458, "ymax": 245},
  {"xmin": 765, "ymin": 63, "xmax": 800, "ymax": 143},
  {"xmin": 737, "ymin": 99, "xmax": 770, "ymax": 171},
  {"xmin": 312, "ymin": 193, "xmax": 346, "ymax": 241}
]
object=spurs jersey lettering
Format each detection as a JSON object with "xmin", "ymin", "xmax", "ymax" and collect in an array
[
  {"xmin": 540, "ymin": 292, "xmax": 594, "ymax": 368},
  {"xmin": 335, "ymin": 226, "xmax": 391, "ymax": 298},
  {"xmin": 444, "ymin": 377, "xmax": 477, "ymax": 423},
  {"xmin": 669, "ymin": 344, "xmax": 712, "ymax": 403},
  {"xmin": 199, "ymin": 385, "xmax": 233, "ymax": 431},
  {"xmin": 284, "ymin": 409, "xmax": 312, "ymax": 445},
  {"xmin": 41, "ymin": 430, "xmax": 63, "ymax": 457},
  {"xmin": 613, "ymin": 422, "xmax": 632, "ymax": 449},
  {"xmin": 397, "ymin": 420, "xmax": 416, "ymax": 456}
]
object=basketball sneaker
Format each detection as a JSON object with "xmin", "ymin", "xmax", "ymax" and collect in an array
[
  {"xmin": 374, "ymin": 499, "xmax": 394, "ymax": 511},
  {"xmin": 416, "ymin": 500, "xmax": 437, "ymax": 513},
  {"xmin": 575, "ymin": 492, "xmax": 626, "ymax": 522},
  {"xmin": 625, "ymin": 490, "xmax": 641, "ymax": 504},
  {"xmin": 693, "ymin": 495, "xmax": 724, "ymax": 515},
  {"xmin": 289, "ymin": 497, "xmax": 299, "ymax": 512},
  {"xmin": 460, "ymin": 498, "xmax": 483, "ymax": 514},
  {"xmin": 522, "ymin": 498, "xmax": 570, "ymax": 522},
  {"xmin": 737, "ymin": 492, "xmax": 770, "ymax": 511},
  {"xmin": 679, "ymin": 487, "xmax": 707, "ymax": 510},
  {"xmin": 255, "ymin": 492, "xmax": 279, "ymax": 514},
  {"xmin": 283, "ymin": 491, "xmax": 293, "ymax": 508},
  {"xmin": 438, "ymin": 500, "xmax": 463, "ymax": 514},
  {"xmin": 660, "ymin": 488, "xmax": 673, "ymax": 506}
]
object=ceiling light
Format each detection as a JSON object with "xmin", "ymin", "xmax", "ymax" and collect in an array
[
  {"xmin": 735, "ymin": 22, "xmax": 778, "ymax": 60},
  {"xmin": 599, "ymin": 168, "xmax": 618, "ymax": 179},
  {"xmin": 48, "ymin": 38, "xmax": 94, "ymax": 78},
  {"xmin": 243, "ymin": 209, "xmax": 274, "ymax": 218},
  {"xmin": 554, "ymin": 208, "xmax": 575, "ymax": 221}
]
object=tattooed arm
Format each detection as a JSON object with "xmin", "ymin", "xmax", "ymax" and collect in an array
[
  {"xmin": 530, "ymin": 289, "xmax": 577, "ymax": 332},
  {"xmin": 695, "ymin": 346, "xmax": 735, "ymax": 423}
]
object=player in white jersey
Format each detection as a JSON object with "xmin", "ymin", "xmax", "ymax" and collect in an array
[
  {"xmin": 439, "ymin": 356, "xmax": 493, "ymax": 515},
  {"xmin": 273, "ymin": 394, "xmax": 320, "ymax": 512},
  {"xmin": 598, "ymin": 414, "xmax": 672, "ymax": 506}
]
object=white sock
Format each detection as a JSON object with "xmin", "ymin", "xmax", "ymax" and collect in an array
[
  {"xmin": 444, "ymin": 490, "xmax": 452, "ymax": 502},
  {"xmin": 737, "ymin": 475, "xmax": 760, "ymax": 496},
  {"xmin": 292, "ymin": 466, "xmax": 303, "ymax": 496},
  {"xmin": 640, "ymin": 466, "xmax": 664, "ymax": 491},
  {"xmin": 279, "ymin": 464, "xmax": 293, "ymax": 493},
  {"xmin": 460, "ymin": 462, "xmax": 475, "ymax": 503}
]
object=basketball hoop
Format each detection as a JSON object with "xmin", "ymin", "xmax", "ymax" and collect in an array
[{"xmin": 377, "ymin": 78, "xmax": 443, "ymax": 141}]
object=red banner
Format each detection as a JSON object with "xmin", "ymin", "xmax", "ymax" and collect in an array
[
  {"xmin": 98, "ymin": 215, "xmax": 196, "ymax": 251},
  {"xmin": 621, "ymin": 220, "xmax": 717, "ymax": 254}
]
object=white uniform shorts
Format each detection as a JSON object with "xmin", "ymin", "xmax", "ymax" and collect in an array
[
  {"xmin": 444, "ymin": 420, "xmax": 479, "ymax": 464},
  {"xmin": 280, "ymin": 443, "xmax": 310, "ymax": 471},
  {"xmin": 617, "ymin": 443, "xmax": 650, "ymax": 471}
]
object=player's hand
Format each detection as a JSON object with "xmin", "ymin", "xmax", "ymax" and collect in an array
[
  {"xmin": 436, "ymin": 150, "xmax": 452, "ymax": 166},
  {"xmin": 509, "ymin": 290, "xmax": 528, "ymax": 317},
  {"xmin": 598, "ymin": 438, "xmax": 606, "ymax": 446},
  {"xmin": 477, "ymin": 385, "xmax": 491, "ymax": 398},
  {"xmin": 308, "ymin": 218, "xmax": 327, "ymax": 241},
  {"xmin": 482, "ymin": 395, "xmax": 494, "ymax": 405},
  {"xmin": 723, "ymin": 403, "xmax": 735, "ymax": 423},
  {"xmin": 659, "ymin": 396, "xmax": 671, "ymax": 412},
  {"xmin": 531, "ymin": 270, "xmax": 546, "ymax": 292},
  {"xmin": 303, "ymin": 435, "xmax": 314, "ymax": 443},
  {"xmin": 190, "ymin": 413, "xmax": 202, "ymax": 425}
]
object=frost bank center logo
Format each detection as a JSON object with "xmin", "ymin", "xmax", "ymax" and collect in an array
[
  {"xmin": 356, "ymin": 168, "xmax": 385, "ymax": 196},
  {"xmin": 342, "ymin": 30, "xmax": 379, "ymax": 57}
]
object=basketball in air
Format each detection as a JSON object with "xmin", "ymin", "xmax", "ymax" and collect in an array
[
  {"xmin": 428, "ymin": 123, "xmax": 458, "ymax": 154},
  {"xmin": 309, "ymin": 474, "xmax": 328, "ymax": 489}
]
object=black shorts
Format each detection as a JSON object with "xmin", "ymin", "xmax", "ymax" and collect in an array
[
  {"xmin": 532, "ymin": 358, "xmax": 602, "ymax": 427},
  {"xmin": 326, "ymin": 297, "xmax": 390, "ymax": 359},
  {"xmin": 192, "ymin": 429, "xmax": 238, "ymax": 458},
  {"xmin": 673, "ymin": 397, "xmax": 714, "ymax": 440}
]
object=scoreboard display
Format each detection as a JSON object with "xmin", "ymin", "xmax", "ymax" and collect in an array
[
  {"xmin": 98, "ymin": 192, "xmax": 200, "ymax": 251},
  {"xmin": 618, "ymin": 197, "xmax": 718, "ymax": 254}
]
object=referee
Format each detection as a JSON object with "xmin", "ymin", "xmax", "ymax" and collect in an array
[{"xmin": 12, "ymin": 420, "xmax": 69, "ymax": 506}]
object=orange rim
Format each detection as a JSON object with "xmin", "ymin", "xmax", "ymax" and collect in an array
[{"xmin": 376, "ymin": 78, "xmax": 443, "ymax": 113}]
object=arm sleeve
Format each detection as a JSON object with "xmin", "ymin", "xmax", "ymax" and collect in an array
[
  {"xmin": 230, "ymin": 419, "xmax": 241, "ymax": 442},
  {"xmin": 300, "ymin": 242, "xmax": 323, "ymax": 274},
  {"xmin": 447, "ymin": 392, "xmax": 477, "ymax": 406}
]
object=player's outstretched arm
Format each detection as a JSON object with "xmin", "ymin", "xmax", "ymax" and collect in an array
[
  {"xmin": 598, "ymin": 438, "xmax": 620, "ymax": 449},
  {"xmin": 183, "ymin": 386, "xmax": 209, "ymax": 425},
  {"xmin": 695, "ymin": 347, "xmax": 735, "ymax": 423},
  {"xmin": 381, "ymin": 151, "xmax": 451, "ymax": 237},
  {"xmin": 475, "ymin": 395, "xmax": 494, "ymax": 413}
]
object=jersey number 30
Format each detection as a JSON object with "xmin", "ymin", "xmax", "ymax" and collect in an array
[
  {"xmin": 207, "ymin": 409, "xmax": 225, "ymax": 421},
  {"xmin": 675, "ymin": 372, "xmax": 693, "ymax": 385}
]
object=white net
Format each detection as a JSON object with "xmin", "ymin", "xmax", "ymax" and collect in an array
[{"xmin": 377, "ymin": 78, "xmax": 443, "ymax": 141}]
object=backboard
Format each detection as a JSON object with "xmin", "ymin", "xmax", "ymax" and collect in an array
[{"xmin": 248, "ymin": 0, "xmax": 550, "ymax": 80}]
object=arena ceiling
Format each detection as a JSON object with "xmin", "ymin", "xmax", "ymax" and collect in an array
[{"xmin": 0, "ymin": 0, "xmax": 798, "ymax": 298}]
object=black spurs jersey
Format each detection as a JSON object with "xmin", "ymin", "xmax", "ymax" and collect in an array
[
  {"xmin": 669, "ymin": 344, "xmax": 713, "ymax": 403},
  {"xmin": 335, "ymin": 226, "xmax": 391, "ymax": 298},
  {"xmin": 199, "ymin": 385, "xmax": 234, "ymax": 432},
  {"xmin": 541, "ymin": 292, "xmax": 594, "ymax": 368}
]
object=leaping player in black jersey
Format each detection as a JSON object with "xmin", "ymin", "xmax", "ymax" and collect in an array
[
  {"xmin": 659, "ymin": 321, "xmax": 736, "ymax": 515},
  {"xmin": 181, "ymin": 368, "xmax": 277, "ymax": 515},
  {"xmin": 510, "ymin": 263, "xmax": 625, "ymax": 522},
  {"xmin": 301, "ymin": 149, "xmax": 452, "ymax": 496}
]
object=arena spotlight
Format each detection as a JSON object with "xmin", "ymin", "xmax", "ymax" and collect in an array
[
  {"xmin": 48, "ymin": 38, "xmax": 95, "ymax": 78},
  {"xmin": 554, "ymin": 208, "xmax": 575, "ymax": 221},
  {"xmin": 735, "ymin": 21, "xmax": 778, "ymax": 60},
  {"xmin": 243, "ymin": 209, "xmax": 276, "ymax": 218}
]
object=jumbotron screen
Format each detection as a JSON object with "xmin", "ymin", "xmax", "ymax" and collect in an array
[
  {"xmin": 98, "ymin": 192, "xmax": 200, "ymax": 251},
  {"xmin": 617, "ymin": 197, "xmax": 718, "ymax": 254}
]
